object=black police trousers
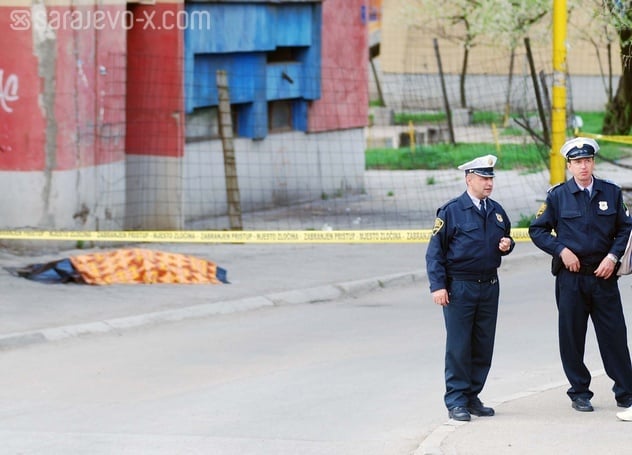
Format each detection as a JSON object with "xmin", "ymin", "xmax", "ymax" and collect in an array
[
  {"xmin": 556, "ymin": 269, "xmax": 632, "ymax": 404},
  {"xmin": 443, "ymin": 277, "xmax": 499, "ymax": 410}
]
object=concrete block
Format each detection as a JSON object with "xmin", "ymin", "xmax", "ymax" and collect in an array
[
  {"xmin": 452, "ymin": 108, "xmax": 473, "ymax": 127},
  {"xmin": 370, "ymin": 107, "xmax": 395, "ymax": 126},
  {"xmin": 427, "ymin": 126, "xmax": 448, "ymax": 144}
]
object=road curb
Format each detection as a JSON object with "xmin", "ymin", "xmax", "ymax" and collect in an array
[
  {"xmin": 0, "ymin": 249, "xmax": 544, "ymax": 351},
  {"xmin": 0, "ymin": 270, "xmax": 425, "ymax": 351}
]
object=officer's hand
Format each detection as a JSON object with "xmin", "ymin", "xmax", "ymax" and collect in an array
[
  {"xmin": 560, "ymin": 247, "xmax": 580, "ymax": 272},
  {"xmin": 595, "ymin": 257, "xmax": 615, "ymax": 279},
  {"xmin": 498, "ymin": 237, "xmax": 511, "ymax": 252},
  {"xmin": 432, "ymin": 289, "xmax": 449, "ymax": 307}
]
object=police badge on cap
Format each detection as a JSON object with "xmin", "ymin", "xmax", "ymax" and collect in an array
[
  {"xmin": 560, "ymin": 137, "xmax": 599, "ymax": 160},
  {"xmin": 457, "ymin": 154, "xmax": 497, "ymax": 177}
]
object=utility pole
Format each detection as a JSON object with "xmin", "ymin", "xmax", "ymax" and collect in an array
[{"xmin": 550, "ymin": 0, "xmax": 567, "ymax": 184}]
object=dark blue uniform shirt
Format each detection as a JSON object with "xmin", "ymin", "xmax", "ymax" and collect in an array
[
  {"xmin": 529, "ymin": 177, "xmax": 631, "ymax": 264},
  {"xmin": 425, "ymin": 192, "xmax": 514, "ymax": 292}
]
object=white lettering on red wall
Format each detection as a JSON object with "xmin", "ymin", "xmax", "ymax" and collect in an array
[{"xmin": 0, "ymin": 70, "xmax": 19, "ymax": 113}]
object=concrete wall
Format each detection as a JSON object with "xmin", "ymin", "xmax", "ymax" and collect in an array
[
  {"xmin": 0, "ymin": 0, "xmax": 127, "ymax": 231},
  {"xmin": 125, "ymin": 156, "xmax": 183, "ymax": 230},
  {"xmin": 374, "ymin": 1, "xmax": 619, "ymax": 114},
  {"xmin": 379, "ymin": 0, "xmax": 621, "ymax": 77},
  {"xmin": 183, "ymin": 129, "xmax": 366, "ymax": 225},
  {"xmin": 372, "ymin": 71, "xmax": 613, "ymax": 114},
  {"xmin": 0, "ymin": 162, "xmax": 126, "ymax": 231}
]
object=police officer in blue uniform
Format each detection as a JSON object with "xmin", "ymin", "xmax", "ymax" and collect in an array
[
  {"xmin": 426, "ymin": 154, "xmax": 515, "ymax": 422},
  {"xmin": 529, "ymin": 137, "xmax": 632, "ymax": 414}
]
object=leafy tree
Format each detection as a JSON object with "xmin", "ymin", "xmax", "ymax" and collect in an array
[{"xmin": 598, "ymin": 0, "xmax": 632, "ymax": 134}]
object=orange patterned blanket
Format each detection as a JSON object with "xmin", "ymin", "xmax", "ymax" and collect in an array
[{"xmin": 13, "ymin": 248, "xmax": 228, "ymax": 285}]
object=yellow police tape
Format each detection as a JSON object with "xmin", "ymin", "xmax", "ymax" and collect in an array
[
  {"xmin": 0, "ymin": 228, "xmax": 533, "ymax": 244},
  {"xmin": 575, "ymin": 130, "xmax": 632, "ymax": 146}
]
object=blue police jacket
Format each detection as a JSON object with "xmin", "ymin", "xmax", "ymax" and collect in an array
[
  {"xmin": 529, "ymin": 177, "xmax": 632, "ymax": 264},
  {"xmin": 425, "ymin": 191, "xmax": 514, "ymax": 292}
]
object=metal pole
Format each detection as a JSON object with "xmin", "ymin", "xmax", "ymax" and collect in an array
[
  {"xmin": 525, "ymin": 37, "xmax": 550, "ymax": 147},
  {"xmin": 433, "ymin": 38, "xmax": 455, "ymax": 145},
  {"xmin": 550, "ymin": 0, "xmax": 567, "ymax": 184}
]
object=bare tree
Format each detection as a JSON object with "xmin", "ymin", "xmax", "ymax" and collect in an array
[
  {"xmin": 404, "ymin": 0, "xmax": 484, "ymax": 109},
  {"xmin": 404, "ymin": 0, "xmax": 548, "ymax": 111},
  {"xmin": 402, "ymin": 0, "xmax": 627, "ymax": 133},
  {"xmin": 477, "ymin": 0, "xmax": 549, "ymax": 125}
]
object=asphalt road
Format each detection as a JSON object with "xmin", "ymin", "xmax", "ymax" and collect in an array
[{"xmin": 0, "ymin": 248, "xmax": 621, "ymax": 454}]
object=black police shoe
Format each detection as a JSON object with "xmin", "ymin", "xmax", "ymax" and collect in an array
[
  {"xmin": 448, "ymin": 406, "xmax": 471, "ymax": 421},
  {"xmin": 468, "ymin": 402, "xmax": 495, "ymax": 417},
  {"xmin": 617, "ymin": 399, "xmax": 632, "ymax": 408},
  {"xmin": 571, "ymin": 397, "xmax": 594, "ymax": 412}
]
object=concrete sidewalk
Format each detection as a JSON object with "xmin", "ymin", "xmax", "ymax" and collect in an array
[
  {"xmin": 427, "ymin": 371, "xmax": 632, "ymax": 455},
  {"xmin": 0, "ymin": 242, "xmax": 429, "ymax": 349}
]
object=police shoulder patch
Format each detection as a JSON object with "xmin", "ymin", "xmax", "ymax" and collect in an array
[
  {"xmin": 547, "ymin": 182, "xmax": 564, "ymax": 193},
  {"xmin": 438, "ymin": 197, "xmax": 459, "ymax": 211},
  {"xmin": 602, "ymin": 178, "xmax": 621, "ymax": 188},
  {"xmin": 535, "ymin": 202, "xmax": 547, "ymax": 218},
  {"xmin": 432, "ymin": 217, "xmax": 445, "ymax": 235}
]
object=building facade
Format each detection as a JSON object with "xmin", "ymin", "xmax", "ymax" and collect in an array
[{"xmin": 0, "ymin": 0, "xmax": 368, "ymax": 231}]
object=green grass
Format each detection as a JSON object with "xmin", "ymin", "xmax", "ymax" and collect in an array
[
  {"xmin": 394, "ymin": 112, "xmax": 446, "ymax": 125},
  {"xmin": 389, "ymin": 110, "xmax": 606, "ymax": 131},
  {"xmin": 573, "ymin": 111, "xmax": 632, "ymax": 161},
  {"xmin": 366, "ymin": 141, "xmax": 628, "ymax": 171},
  {"xmin": 366, "ymin": 111, "xmax": 631, "ymax": 171},
  {"xmin": 393, "ymin": 110, "xmax": 509, "ymax": 127},
  {"xmin": 574, "ymin": 111, "xmax": 604, "ymax": 134},
  {"xmin": 516, "ymin": 213, "xmax": 536, "ymax": 228},
  {"xmin": 472, "ymin": 111, "xmax": 504, "ymax": 125},
  {"xmin": 366, "ymin": 143, "xmax": 546, "ymax": 171}
]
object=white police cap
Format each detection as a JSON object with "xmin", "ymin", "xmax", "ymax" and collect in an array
[
  {"xmin": 560, "ymin": 137, "xmax": 599, "ymax": 160},
  {"xmin": 457, "ymin": 154, "xmax": 497, "ymax": 177}
]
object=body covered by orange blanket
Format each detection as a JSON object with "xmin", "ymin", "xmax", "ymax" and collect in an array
[{"xmin": 69, "ymin": 248, "xmax": 226, "ymax": 285}]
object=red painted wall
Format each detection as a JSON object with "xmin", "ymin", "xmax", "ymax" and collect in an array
[
  {"xmin": 0, "ymin": 2, "xmax": 126, "ymax": 172},
  {"xmin": 309, "ymin": 0, "xmax": 369, "ymax": 133},
  {"xmin": 126, "ymin": 3, "xmax": 184, "ymax": 159},
  {"xmin": 1, "ymin": 0, "xmax": 357, "ymax": 172},
  {"xmin": 0, "ymin": 11, "xmax": 45, "ymax": 170}
]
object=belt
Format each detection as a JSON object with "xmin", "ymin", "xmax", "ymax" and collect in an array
[
  {"xmin": 577, "ymin": 264, "xmax": 598, "ymax": 276},
  {"xmin": 448, "ymin": 273, "xmax": 498, "ymax": 284}
]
